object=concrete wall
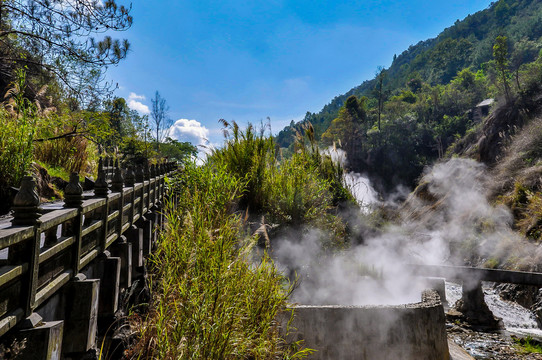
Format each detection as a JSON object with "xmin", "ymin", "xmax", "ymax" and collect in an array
[{"xmin": 282, "ymin": 290, "xmax": 449, "ymax": 360}]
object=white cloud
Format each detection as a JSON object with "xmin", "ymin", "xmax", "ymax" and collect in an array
[
  {"xmin": 169, "ymin": 119, "xmax": 209, "ymax": 146},
  {"xmin": 127, "ymin": 92, "xmax": 150, "ymax": 114},
  {"xmin": 129, "ymin": 92, "xmax": 145, "ymax": 101},
  {"xmin": 128, "ymin": 100, "xmax": 150, "ymax": 114}
]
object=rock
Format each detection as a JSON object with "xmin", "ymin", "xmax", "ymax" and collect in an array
[
  {"xmin": 50, "ymin": 176, "xmax": 68, "ymax": 191},
  {"xmin": 33, "ymin": 163, "xmax": 62, "ymax": 200},
  {"xmin": 452, "ymin": 282, "xmax": 503, "ymax": 331},
  {"xmin": 497, "ymin": 283, "xmax": 538, "ymax": 309},
  {"xmin": 530, "ymin": 288, "xmax": 542, "ymax": 327}
]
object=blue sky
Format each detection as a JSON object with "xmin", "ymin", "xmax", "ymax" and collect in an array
[{"xmin": 107, "ymin": 0, "xmax": 493, "ymax": 150}]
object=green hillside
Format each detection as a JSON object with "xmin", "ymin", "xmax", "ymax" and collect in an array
[{"xmin": 277, "ymin": 0, "xmax": 542, "ymax": 192}]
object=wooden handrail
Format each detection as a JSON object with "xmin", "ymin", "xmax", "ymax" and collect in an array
[{"xmin": 0, "ymin": 160, "xmax": 177, "ymax": 337}]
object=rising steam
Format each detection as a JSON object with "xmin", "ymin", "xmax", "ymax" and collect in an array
[{"xmin": 272, "ymin": 157, "xmax": 542, "ymax": 306}]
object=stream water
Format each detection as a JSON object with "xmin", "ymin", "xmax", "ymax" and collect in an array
[
  {"xmin": 446, "ymin": 281, "xmax": 541, "ymax": 336},
  {"xmin": 446, "ymin": 281, "xmax": 542, "ymax": 359}
]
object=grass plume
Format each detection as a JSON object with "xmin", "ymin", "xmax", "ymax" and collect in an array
[{"xmin": 127, "ymin": 163, "xmax": 311, "ymax": 359}]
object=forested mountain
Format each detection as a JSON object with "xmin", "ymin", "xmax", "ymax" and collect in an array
[{"xmin": 277, "ymin": 0, "xmax": 542, "ymax": 193}]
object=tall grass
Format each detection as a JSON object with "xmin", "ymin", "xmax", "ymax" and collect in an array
[
  {"xmin": 127, "ymin": 123, "xmax": 357, "ymax": 358},
  {"xmin": 0, "ymin": 69, "xmax": 39, "ymax": 189},
  {"xmin": 262, "ymin": 153, "xmax": 348, "ymax": 249},
  {"xmin": 210, "ymin": 121, "xmax": 354, "ymax": 215},
  {"xmin": 34, "ymin": 124, "xmax": 91, "ymax": 174},
  {"xmin": 0, "ymin": 70, "xmax": 95, "ymax": 192},
  {"xmin": 208, "ymin": 121, "xmax": 352, "ymax": 248},
  {"xmin": 210, "ymin": 120, "xmax": 275, "ymax": 212},
  {"xmin": 262, "ymin": 154, "xmax": 332, "ymax": 225},
  {"xmin": 128, "ymin": 163, "xmax": 311, "ymax": 359},
  {"xmin": 294, "ymin": 124, "xmax": 355, "ymax": 206}
]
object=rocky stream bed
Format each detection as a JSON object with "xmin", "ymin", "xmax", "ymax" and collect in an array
[{"xmin": 446, "ymin": 282, "xmax": 542, "ymax": 359}]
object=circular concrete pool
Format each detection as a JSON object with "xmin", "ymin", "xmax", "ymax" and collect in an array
[{"xmin": 282, "ymin": 289, "xmax": 450, "ymax": 360}]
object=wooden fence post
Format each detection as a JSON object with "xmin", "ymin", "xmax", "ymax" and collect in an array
[
  {"xmin": 64, "ymin": 173, "xmax": 83, "ymax": 273},
  {"xmin": 94, "ymin": 158, "xmax": 110, "ymax": 254},
  {"xmin": 10, "ymin": 176, "xmax": 41, "ymax": 317}
]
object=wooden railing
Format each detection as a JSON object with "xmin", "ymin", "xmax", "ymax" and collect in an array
[{"xmin": 0, "ymin": 159, "xmax": 177, "ymax": 338}]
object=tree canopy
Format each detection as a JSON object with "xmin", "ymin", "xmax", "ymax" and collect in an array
[
  {"xmin": 151, "ymin": 91, "xmax": 172, "ymax": 151},
  {"xmin": 0, "ymin": 0, "xmax": 132, "ymax": 104},
  {"xmin": 321, "ymin": 95, "xmax": 366, "ymax": 159}
]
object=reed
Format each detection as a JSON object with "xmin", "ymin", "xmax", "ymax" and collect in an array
[
  {"xmin": 128, "ymin": 162, "xmax": 311, "ymax": 359},
  {"xmin": 0, "ymin": 70, "xmax": 38, "ymax": 189}
]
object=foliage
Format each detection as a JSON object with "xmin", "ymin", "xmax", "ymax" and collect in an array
[
  {"xmin": 0, "ymin": 69, "xmax": 39, "ymax": 189},
  {"xmin": 103, "ymin": 97, "xmax": 134, "ymax": 147},
  {"xmin": 263, "ymin": 153, "xmax": 331, "ymax": 225},
  {"xmin": 34, "ymin": 133, "xmax": 91, "ymax": 175},
  {"xmin": 513, "ymin": 336, "xmax": 542, "ymax": 354},
  {"xmin": 294, "ymin": 123, "xmax": 354, "ymax": 206},
  {"xmin": 34, "ymin": 161, "xmax": 71, "ymax": 182},
  {"xmin": 261, "ymin": 151, "xmax": 348, "ymax": 248},
  {"xmin": 128, "ymin": 163, "xmax": 312, "ymax": 359},
  {"xmin": 150, "ymin": 91, "xmax": 172, "ymax": 151},
  {"xmin": 0, "ymin": 0, "xmax": 132, "ymax": 104},
  {"xmin": 491, "ymin": 117, "xmax": 542, "ymax": 241},
  {"xmin": 209, "ymin": 120, "xmax": 275, "ymax": 212},
  {"xmin": 211, "ymin": 120, "xmax": 355, "ymax": 218},
  {"xmin": 493, "ymin": 35, "xmax": 511, "ymax": 101},
  {"xmin": 276, "ymin": 0, "xmax": 542, "ymax": 190},
  {"xmin": 321, "ymin": 95, "xmax": 366, "ymax": 160},
  {"xmin": 158, "ymin": 137, "xmax": 197, "ymax": 162}
]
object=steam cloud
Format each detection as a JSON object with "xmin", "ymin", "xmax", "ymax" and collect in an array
[{"xmin": 272, "ymin": 157, "xmax": 542, "ymax": 306}]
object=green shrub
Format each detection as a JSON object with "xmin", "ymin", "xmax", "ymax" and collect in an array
[
  {"xmin": 0, "ymin": 70, "xmax": 39, "ymax": 189},
  {"xmin": 513, "ymin": 336, "xmax": 542, "ymax": 354},
  {"xmin": 209, "ymin": 120, "xmax": 275, "ymax": 212},
  {"xmin": 263, "ymin": 154, "xmax": 332, "ymax": 225},
  {"xmin": 34, "ymin": 125, "xmax": 91, "ymax": 174},
  {"xmin": 208, "ymin": 122, "xmax": 352, "ymax": 249},
  {"xmin": 129, "ymin": 162, "xmax": 311, "ymax": 359}
]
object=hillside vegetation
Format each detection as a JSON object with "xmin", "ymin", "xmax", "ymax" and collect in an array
[
  {"xmin": 0, "ymin": 1, "xmax": 197, "ymax": 214},
  {"xmin": 129, "ymin": 123, "xmax": 362, "ymax": 358},
  {"xmin": 277, "ymin": 0, "xmax": 542, "ymax": 192},
  {"xmin": 6, "ymin": 0, "xmax": 542, "ymax": 357}
]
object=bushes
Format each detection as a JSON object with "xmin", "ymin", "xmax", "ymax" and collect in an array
[
  {"xmin": 130, "ymin": 122, "xmax": 356, "ymax": 358},
  {"xmin": 0, "ymin": 70, "xmax": 38, "ymax": 189},
  {"xmin": 263, "ymin": 154, "xmax": 332, "ymax": 225},
  {"xmin": 34, "ymin": 130, "xmax": 91, "ymax": 174},
  {"xmin": 209, "ymin": 120, "xmax": 275, "ymax": 212},
  {"xmin": 0, "ymin": 76, "xmax": 93, "ymax": 194},
  {"xmin": 129, "ymin": 163, "xmax": 310, "ymax": 359},
  {"xmin": 210, "ymin": 120, "xmax": 354, "ymax": 219}
]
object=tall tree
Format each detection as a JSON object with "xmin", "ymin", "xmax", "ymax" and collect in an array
[
  {"xmin": 151, "ymin": 91, "xmax": 172, "ymax": 152},
  {"xmin": 493, "ymin": 35, "xmax": 511, "ymax": 102},
  {"xmin": 0, "ymin": 0, "xmax": 132, "ymax": 104},
  {"xmin": 375, "ymin": 67, "xmax": 387, "ymax": 131},
  {"xmin": 321, "ymin": 95, "xmax": 366, "ymax": 160},
  {"xmin": 106, "ymin": 97, "xmax": 129, "ymax": 138}
]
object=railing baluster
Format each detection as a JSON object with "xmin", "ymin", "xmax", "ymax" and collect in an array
[
  {"xmin": 0, "ymin": 160, "xmax": 177, "ymax": 339},
  {"xmin": 123, "ymin": 166, "xmax": 134, "ymax": 231},
  {"xmin": 95, "ymin": 159, "xmax": 110, "ymax": 252},
  {"xmin": 64, "ymin": 173, "xmax": 84, "ymax": 273},
  {"xmin": 10, "ymin": 176, "xmax": 41, "ymax": 316},
  {"xmin": 136, "ymin": 165, "xmax": 145, "ymax": 219}
]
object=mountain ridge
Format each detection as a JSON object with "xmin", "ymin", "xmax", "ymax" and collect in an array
[{"xmin": 276, "ymin": 0, "xmax": 542, "ymax": 150}]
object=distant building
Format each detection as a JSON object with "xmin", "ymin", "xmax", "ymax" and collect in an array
[{"xmin": 468, "ymin": 98, "xmax": 494, "ymax": 122}]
